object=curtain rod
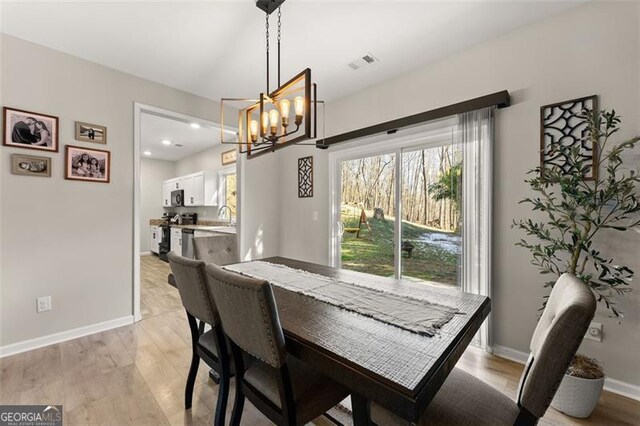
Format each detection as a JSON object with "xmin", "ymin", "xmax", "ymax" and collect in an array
[{"xmin": 315, "ymin": 90, "xmax": 510, "ymax": 148}]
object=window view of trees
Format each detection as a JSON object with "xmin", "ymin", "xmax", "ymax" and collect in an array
[{"xmin": 340, "ymin": 144, "xmax": 462, "ymax": 285}]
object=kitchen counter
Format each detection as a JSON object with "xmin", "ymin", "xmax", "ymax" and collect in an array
[
  {"xmin": 149, "ymin": 218, "xmax": 232, "ymax": 227},
  {"xmin": 172, "ymin": 225, "xmax": 236, "ymax": 234}
]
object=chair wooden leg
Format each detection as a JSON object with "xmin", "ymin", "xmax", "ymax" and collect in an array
[
  {"xmin": 185, "ymin": 312, "xmax": 201, "ymax": 410},
  {"xmin": 215, "ymin": 367, "xmax": 230, "ymax": 426},
  {"xmin": 230, "ymin": 383, "xmax": 245, "ymax": 426}
]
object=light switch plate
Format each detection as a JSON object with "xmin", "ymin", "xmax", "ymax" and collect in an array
[
  {"xmin": 313, "ymin": 211, "xmax": 319, "ymax": 221},
  {"xmin": 37, "ymin": 296, "xmax": 51, "ymax": 313}
]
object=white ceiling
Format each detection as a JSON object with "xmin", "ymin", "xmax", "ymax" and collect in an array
[
  {"xmin": 141, "ymin": 113, "xmax": 219, "ymax": 161},
  {"xmin": 0, "ymin": 1, "xmax": 584, "ymax": 102}
]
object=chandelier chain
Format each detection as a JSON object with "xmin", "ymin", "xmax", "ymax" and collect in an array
[
  {"xmin": 277, "ymin": 7, "xmax": 281, "ymax": 43},
  {"xmin": 265, "ymin": 13, "xmax": 270, "ymax": 93},
  {"xmin": 277, "ymin": 7, "xmax": 281, "ymax": 87}
]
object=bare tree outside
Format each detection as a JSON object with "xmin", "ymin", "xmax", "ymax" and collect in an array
[{"xmin": 340, "ymin": 145, "xmax": 463, "ymax": 284}]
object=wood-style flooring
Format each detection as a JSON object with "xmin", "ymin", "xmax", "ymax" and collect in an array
[{"xmin": 0, "ymin": 254, "xmax": 637, "ymax": 425}]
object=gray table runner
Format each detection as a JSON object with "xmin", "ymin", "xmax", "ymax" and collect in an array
[{"xmin": 224, "ymin": 261, "xmax": 460, "ymax": 337}]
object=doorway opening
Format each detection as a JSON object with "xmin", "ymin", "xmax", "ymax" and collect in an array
[{"xmin": 133, "ymin": 103, "xmax": 239, "ymax": 321}]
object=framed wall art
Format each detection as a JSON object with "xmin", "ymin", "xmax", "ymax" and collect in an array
[
  {"xmin": 11, "ymin": 154, "xmax": 51, "ymax": 177},
  {"xmin": 65, "ymin": 145, "xmax": 111, "ymax": 183},
  {"xmin": 540, "ymin": 95, "xmax": 599, "ymax": 180},
  {"xmin": 75, "ymin": 122, "xmax": 107, "ymax": 144},
  {"xmin": 3, "ymin": 107, "xmax": 59, "ymax": 152},
  {"xmin": 298, "ymin": 156, "xmax": 313, "ymax": 198},
  {"xmin": 221, "ymin": 148, "xmax": 237, "ymax": 165}
]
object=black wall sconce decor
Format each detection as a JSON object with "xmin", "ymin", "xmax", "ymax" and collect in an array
[
  {"xmin": 540, "ymin": 95, "xmax": 599, "ymax": 180},
  {"xmin": 298, "ymin": 156, "xmax": 313, "ymax": 198}
]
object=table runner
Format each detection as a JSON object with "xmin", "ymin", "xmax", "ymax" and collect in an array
[{"xmin": 224, "ymin": 261, "xmax": 460, "ymax": 337}]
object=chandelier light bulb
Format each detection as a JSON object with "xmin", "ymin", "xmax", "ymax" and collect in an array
[
  {"xmin": 269, "ymin": 109, "xmax": 280, "ymax": 136},
  {"xmin": 280, "ymin": 99, "xmax": 290, "ymax": 127},
  {"xmin": 294, "ymin": 96, "xmax": 304, "ymax": 125},
  {"xmin": 261, "ymin": 111, "xmax": 269, "ymax": 136},
  {"xmin": 249, "ymin": 119, "xmax": 259, "ymax": 143}
]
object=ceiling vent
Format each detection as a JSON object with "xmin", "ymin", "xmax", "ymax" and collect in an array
[
  {"xmin": 347, "ymin": 52, "xmax": 380, "ymax": 71},
  {"xmin": 174, "ymin": 144, "xmax": 183, "ymax": 147}
]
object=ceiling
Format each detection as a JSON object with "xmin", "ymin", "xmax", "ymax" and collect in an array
[
  {"xmin": 1, "ymin": 1, "xmax": 584, "ymax": 103},
  {"xmin": 141, "ymin": 113, "xmax": 220, "ymax": 161}
]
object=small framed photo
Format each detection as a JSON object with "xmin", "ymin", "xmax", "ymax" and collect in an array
[
  {"xmin": 65, "ymin": 145, "xmax": 111, "ymax": 183},
  {"xmin": 75, "ymin": 121, "xmax": 107, "ymax": 144},
  {"xmin": 221, "ymin": 148, "xmax": 237, "ymax": 165},
  {"xmin": 3, "ymin": 107, "xmax": 59, "ymax": 152},
  {"xmin": 11, "ymin": 154, "xmax": 51, "ymax": 177}
]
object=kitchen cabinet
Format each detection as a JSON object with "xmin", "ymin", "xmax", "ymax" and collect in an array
[
  {"xmin": 150, "ymin": 226, "xmax": 160, "ymax": 254},
  {"xmin": 170, "ymin": 227, "xmax": 182, "ymax": 255},
  {"xmin": 163, "ymin": 171, "xmax": 215, "ymax": 207},
  {"xmin": 162, "ymin": 181, "xmax": 172, "ymax": 207}
]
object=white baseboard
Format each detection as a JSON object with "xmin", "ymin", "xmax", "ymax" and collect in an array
[
  {"xmin": 603, "ymin": 377, "xmax": 640, "ymax": 401},
  {"xmin": 493, "ymin": 344, "xmax": 529, "ymax": 363},
  {"xmin": 0, "ymin": 315, "xmax": 134, "ymax": 358},
  {"xmin": 492, "ymin": 345, "xmax": 639, "ymax": 401},
  {"xmin": 140, "ymin": 251, "xmax": 152, "ymax": 256}
]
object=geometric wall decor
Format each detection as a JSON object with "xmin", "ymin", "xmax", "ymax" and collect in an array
[
  {"xmin": 540, "ymin": 95, "xmax": 599, "ymax": 180},
  {"xmin": 298, "ymin": 156, "xmax": 313, "ymax": 198}
]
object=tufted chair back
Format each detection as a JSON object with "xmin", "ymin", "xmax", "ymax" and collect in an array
[
  {"xmin": 204, "ymin": 262, "xmax": 287, "ymax": 368},
  {"xmin": 193, "ymin": 234, "xmax": 239, "ymax": 266},
  {"xmin": 516, "ymin": 273, "xmax": 596, "ymax": 418},
  {"xmin": 168, "ymin": 251, "xmax": 220, "ymax": 326}
]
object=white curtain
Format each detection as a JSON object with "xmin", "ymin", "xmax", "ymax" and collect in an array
[{"xmin": 459, "ymin": 107, "xmax": 494, "ymax": 351}]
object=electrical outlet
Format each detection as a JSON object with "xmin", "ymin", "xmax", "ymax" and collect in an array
[
  {"xmin": 313, "ymin": 211, "xmax": 319, "ymax": 221},
  {"xmin": 585, "ymin": 321, "xmax": 603, "ymax": 342},
  {"xmin": 36, "ymin": 296, "xmax": 51, "ymax": 313}
]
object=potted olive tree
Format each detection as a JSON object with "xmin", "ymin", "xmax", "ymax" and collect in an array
[{"xmin": 513, "ymin": 109, "xmax": 640, "ymax": 417}]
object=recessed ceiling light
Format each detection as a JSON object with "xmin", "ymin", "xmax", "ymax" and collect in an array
[
  {"xmin": 190, "ymin": 123, "xmax": 201, "ymax": 129},
  {"xmin": 143, "ymin": 151, "xmax": 152, "ymax": 156},
  {"xmin": 162, "ymin": 139, "xmax": 171, "ymax": 145}
]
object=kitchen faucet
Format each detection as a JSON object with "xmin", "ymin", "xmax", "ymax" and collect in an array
[{"xmin": 217, "ymin": 205, "xmax": 233, "ymax": 222}]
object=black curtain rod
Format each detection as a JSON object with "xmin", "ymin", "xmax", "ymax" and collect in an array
[{"xmin": 315, "ymin": 90, "xmax": 510, "ymax": 148}]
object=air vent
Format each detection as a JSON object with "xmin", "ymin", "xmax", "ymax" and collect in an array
[
  {"xmin": 347, "ymin": 52, "xmax": 380, "ymax": 71},
  {"xmin": 362, "ymin": 54, "xmax": 376, "ymax": 64},
  {"xmin": 174, "ymin": 144, "xmax": 183, "ymax": 147}
]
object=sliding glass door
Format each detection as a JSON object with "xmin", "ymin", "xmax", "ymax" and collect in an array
[
  {"xmin": 339, "ymin": 153, "xmax": 397, "ymax": 278},
  {"xmin": 332, "ymin": 110, "xmax": 493, "ymax": 347},
  {"xmin": 400, "ymin": 142, "xmax": 462, "ymax": 285}
]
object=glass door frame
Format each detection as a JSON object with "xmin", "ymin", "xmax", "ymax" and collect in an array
[{"xmin": 328, "ymin": 120, "xmax": 457, "ymax": 279}]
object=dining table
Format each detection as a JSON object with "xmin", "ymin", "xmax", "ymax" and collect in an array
[{"xmin": 224, "ymin": 256, "xmax": 491, "ymax": 425}]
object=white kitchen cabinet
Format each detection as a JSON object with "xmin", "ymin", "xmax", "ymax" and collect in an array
[
  {"xmin": 162, "ymin": 181, "xmax": 173, "ymax": 207},
  {"xmin": 170, "ymin": 227, "xmax": 182, "ymax": 255},
  {"xmin": 150, "ymin": 226, "xmax": 160, "ymax": 254},
  {"xmin": 164, "ymin": 171, "xmax": 215, "ymax": 207},
  {"xmin": 184, "ymin": 173, "xmax": 206, "ymax": 206}
]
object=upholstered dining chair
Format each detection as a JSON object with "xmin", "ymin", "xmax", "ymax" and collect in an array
[
  {"xmin": 193, "ymin": 234, "xmax": 239, "ymax": 266},
  {"xmin": 370, "ymin": 273, "xmax": 597, "ymax": 426},
  {"xmin": 167, "ymin": 252, "xmax": 231, "ymax": 426},
  {"xmin": 204, "ymin": 263, "xmax": 350, "ymax": 426}
]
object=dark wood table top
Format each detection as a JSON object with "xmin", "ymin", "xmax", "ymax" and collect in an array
[{"xmin": 237, "ymin": 256, "xmax": 491, "ymax": 423}]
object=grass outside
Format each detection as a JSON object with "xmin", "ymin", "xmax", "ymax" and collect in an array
[{"xmin": 340, "ymin": 207, "xmax": 460, "ymax": 285}]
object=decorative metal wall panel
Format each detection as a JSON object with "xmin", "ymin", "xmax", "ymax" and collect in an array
[
  {"xmin": 298, "ymin": 156, "xmax": 313, "ymax": 198},
  {"xmin": 540, "ymin": 95, "xmax": 598, "ymax": 180}
]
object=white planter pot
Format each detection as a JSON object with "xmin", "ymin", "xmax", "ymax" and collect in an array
[{"xmin": 551, "ymin": 373, "xmax": 604, "ymax": 418}]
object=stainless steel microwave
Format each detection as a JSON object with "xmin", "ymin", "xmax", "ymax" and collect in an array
[{"xmin": 170, "ymin": 189, "xmax": 184, "ymax": 207}]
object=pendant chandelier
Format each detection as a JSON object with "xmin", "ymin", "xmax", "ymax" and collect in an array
[{"xmin": 220, "ymin": 0, "xmax": 325, "ymax": 156}]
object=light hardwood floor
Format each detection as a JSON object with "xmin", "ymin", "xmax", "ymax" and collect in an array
[{"xmin": 1, "ymin": 254, "xmax": 637, "ymax": 425}]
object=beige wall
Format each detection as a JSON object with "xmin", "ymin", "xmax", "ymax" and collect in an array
[
  {"xmin": 140, "ymin": 158, "xmax": 175, "ymax": 252},
  {"xmin": 273, "ymin": 1, "xmax": 640, "ymax": 387},
  {"xmin": 0, "ymin": 35, "xmax": 224, "ymax": 346}
]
